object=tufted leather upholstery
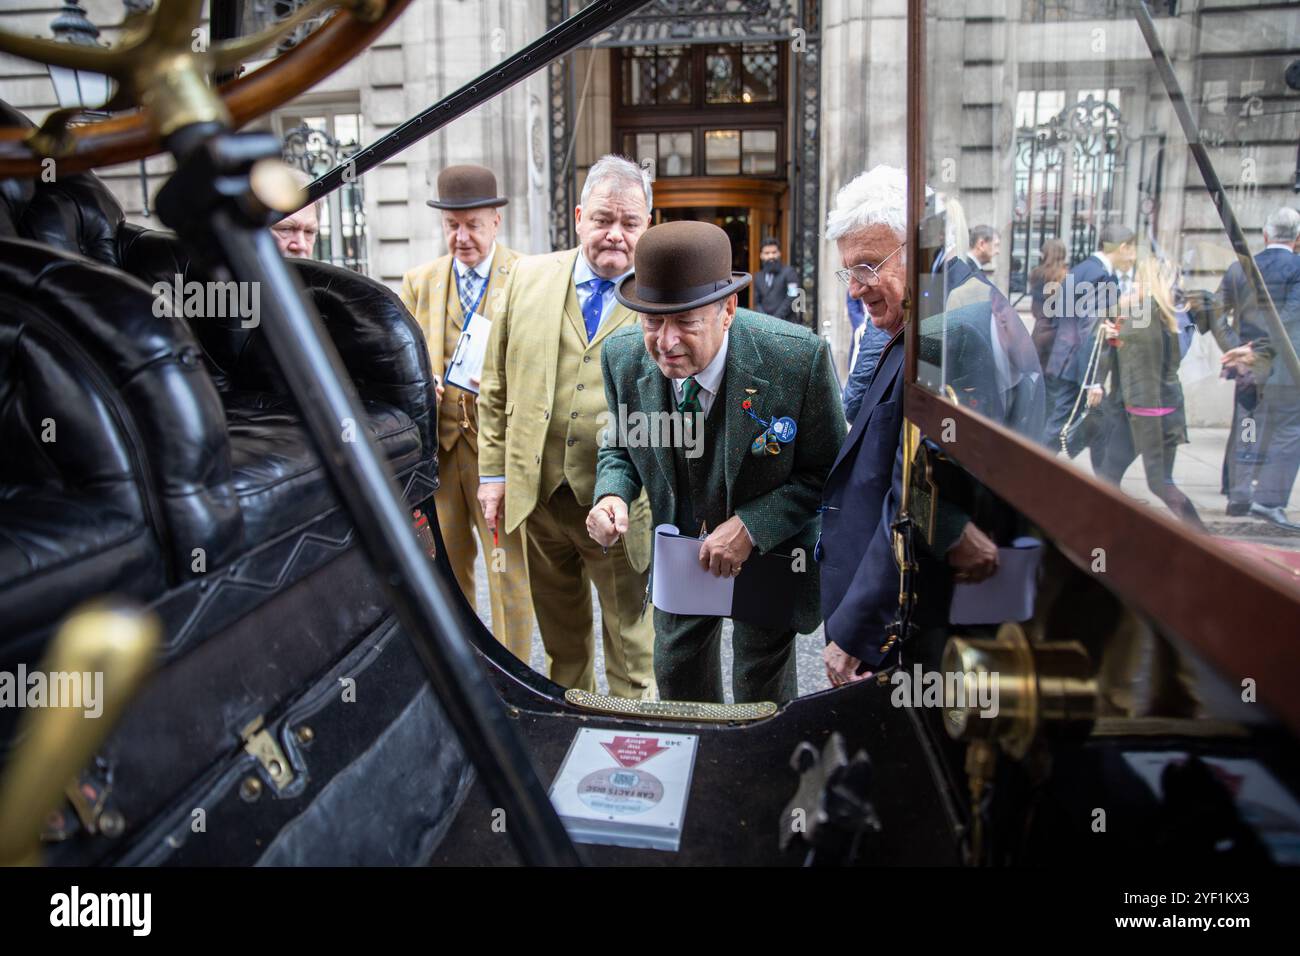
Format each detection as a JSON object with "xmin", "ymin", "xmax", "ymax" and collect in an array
[
  {"xmin": 0, "ymin": 239, "xmax": 240, "ymax": 636},
  {"xmin": 0, "ymin": 101, "xmax": 437, "ymax": 648},
  {"xmin": 114, "ymin": 225, "xmax": 437, "ymax": 459},
  {"xmin": 110, "ymin": 225, "xmax": 436, "ymax": 544}
]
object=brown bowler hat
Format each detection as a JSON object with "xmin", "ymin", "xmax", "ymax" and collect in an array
[
  {"xmin": 614, "ymin": 220, "xmax": 750, "ymax": 314},
  {"xmin": 426, "ymin": 164, "xmax": 508, "ymax": 209}
]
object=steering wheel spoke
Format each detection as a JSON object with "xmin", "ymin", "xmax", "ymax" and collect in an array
[{"xmin": 0, "ymin": 0, "xmax": 410, "ymax": 175}]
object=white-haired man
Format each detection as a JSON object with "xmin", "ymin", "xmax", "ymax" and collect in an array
[
  {"xmin": 271, "ymin": 169, "xmax": 320, "ymax": 258},
  {"xmin": 817, "ymin": 165, "xmax": 1000, "ymax": 687},
  {"xmin": 477, "ymin": 155, "xmax": 656, "ymax": 697},
  {"xmin": 1216, "ymin": 205, "xmax": 1300, "ymax": 528}
]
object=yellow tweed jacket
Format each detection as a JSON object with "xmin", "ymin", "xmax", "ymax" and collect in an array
[
  {"xmin": 398, "ymin": 244, "xmax": 521, "ymax": 384},
  {"xmin": 478, "ymin": 248, "xmax": 652, "ymax": 572}
]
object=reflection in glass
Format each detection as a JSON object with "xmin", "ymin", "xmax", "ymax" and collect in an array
[
  {"xmin": 621, "ymin": 131, "xmax": 692, "ymax": 177},
  {"xmin": 659, "ymin": 131, "xmax": 692, "ymax": 176},
  {"xmin": 742, "ymin": 129, "xmax": 778, "ymax": 174},
  {"xmin": 623, "ymin": 132, "xmax": 656, "ymax": 169},
  {"xmin": 621, "ymin": 45, "xmax": 690, "ymax": 106},
  {"xmin": 705, "ymin": 129, "xmax": 740, "ymax": 175},
  {"xmin": 705, "ymin": 43, "xmax": 779, "ymax": 104},
  {"xmin": 920, "ymin": 0, "xmax": 1300, "ymax": 568}
]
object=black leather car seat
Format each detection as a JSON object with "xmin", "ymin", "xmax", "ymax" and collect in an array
[
  {"xmin": 113, "ymin": 226, "xmax": 435, "ymax": 545},
  {"xmin": 1, "ymin": 129, "xmax": 436, "ymax": 550},
  {"xmin": 0, "ymin": 238, "xmax": 239, "ymax": 643}
]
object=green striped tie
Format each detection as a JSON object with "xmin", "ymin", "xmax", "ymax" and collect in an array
[{"xmin": 678, "ymin": 376, "xmax": 702, "ymax": 414}]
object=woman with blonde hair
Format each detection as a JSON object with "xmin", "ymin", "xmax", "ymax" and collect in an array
[{"xmin": 1092, "ymin": 244, "xmax": 1206, "ymax": 529}]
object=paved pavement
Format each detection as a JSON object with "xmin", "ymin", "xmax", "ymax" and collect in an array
[
  {"xmin": 469, "ymin": 559, "xmax": 829, "ymax": 702},
  {"xmin": 467, "ymin": 426, "xmax": 1296, "ymax": 703},
  {"xmin": 1068, "ymin": 425, "xmax": 1300, "ymax": 549}
]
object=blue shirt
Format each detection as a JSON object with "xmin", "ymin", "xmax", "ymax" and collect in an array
[{"xmin": 842, "ymin": 316, "xmax": 893, "ymax": 422}]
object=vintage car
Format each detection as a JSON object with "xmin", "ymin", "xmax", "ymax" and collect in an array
[{"xmin": 0, "ymin": 0, "xmax": 1297, "ymax": 869}]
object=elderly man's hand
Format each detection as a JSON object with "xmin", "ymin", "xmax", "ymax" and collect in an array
[
  {"xmin": 1085, "ymin": 384, "xmax": 1104, "ymax": 408},
  {"xmin": 477, "ymin": 481, "xmax": 505, "ymax": 532},
  {"xmin": 433, "ymin": 373, "xmax": 445, "ymax": 402},
  {"xmin": 586, "ymin": 495, "xmax": 628, "ymax": 549},
  {"xmin": 948, "ymin": 521, "xmax": 999, "ymax": 583},
  {"xmin": 824, "ymin": 641, "xmax": 872, "ymax": 687},
  {"xmin": 698, "ymin": 515, "xmax": 754, "ymax": 577}
]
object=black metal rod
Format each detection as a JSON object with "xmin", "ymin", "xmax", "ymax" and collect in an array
[
  {"xmin": 1133, "ymin": 0, "xmax": 1300, "ymax": 386},
  {"xmin": 205, "ymin": 204, "xmax": 580, "ymax": 866},
  {"xmin": 302, "ymin": 0, "xmax": 652, "ymax": 209},
  {"xmin": 209, "ymin": 0, "xmax": 246, "ymax": 86}
]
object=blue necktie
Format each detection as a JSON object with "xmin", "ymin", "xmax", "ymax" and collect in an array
[{"xmin": 582, "ymin": 278, "xmax": 613, "ymax": 341}]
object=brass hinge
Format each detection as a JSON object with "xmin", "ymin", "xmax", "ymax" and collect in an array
[{"xmin": 240, "ymin": 716, "xmax": 295, "ymax": 793}]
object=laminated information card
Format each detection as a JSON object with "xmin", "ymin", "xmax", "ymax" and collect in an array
[{"xmin": 548, "ymin": 728, "xmax": 699, "ymax": 852}]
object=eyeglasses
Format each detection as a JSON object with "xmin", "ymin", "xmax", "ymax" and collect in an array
[{"xmin": 835, "ymin": 241, "xmax": 906, "ymax": 287}]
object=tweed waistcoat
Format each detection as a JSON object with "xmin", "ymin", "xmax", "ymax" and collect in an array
[
  {"xmin": 671, "ymin": 395, "xmax": 729, "ymax": 535},
  {"xmin": 437, "ymin": 280, "xmax": 474, "ymax": 451},
  {"xmin": 538, "ymin": 281, "xmax": 614, "ymax": 505}
]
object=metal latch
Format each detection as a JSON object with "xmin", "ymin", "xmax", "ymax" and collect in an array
[{"xmin": 240, "ymin": 716, "xmax": 295, "ymax": 793}]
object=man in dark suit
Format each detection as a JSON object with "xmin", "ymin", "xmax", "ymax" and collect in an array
[
  {"xmin": 937, "ymin": 230, "xmax": 1046, "ymax": 440},
  {"xmin": 589, "ymin": 221, "xmax": 845, "ymax": 702},
  {"xmin": 753, "ymin": 236, "xmax": 802, "ymax": 323},
  {"xmin": 1041, "ymin": 224, "xmax": 1136, "ymax": 450},
  {"xmin": 816, "ymin": 166, "xmax": 999, "ymax": 685},
  {"xmin": 1215, "ymin": 206, "xmax": 1300, "ymax": 526}
]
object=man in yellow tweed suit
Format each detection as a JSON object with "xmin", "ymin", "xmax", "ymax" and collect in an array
[
  {"xmin": 400, "ymin": 164, "xmax": 533, "ymax": 661},
  {"xmin": 478, "ymin": 155, "xmax": 656, "ymax": 698}
]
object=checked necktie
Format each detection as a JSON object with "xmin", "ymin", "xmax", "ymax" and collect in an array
[
  {"xmin": 678, "ymin": 376, "xmax": 702, "ymax": 414},
  {"xmin": 582, "ymin": 278, "xmax": 613, "ymax": 341},
  {"xmin": 459, "ymin": 267, "xmax": 484, "ymax": 318}
]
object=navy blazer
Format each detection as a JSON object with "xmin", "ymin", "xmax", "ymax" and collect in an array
[
  {"xmin": 818, "ymin": 332, "xmax": 906, "ymax": 665},
  {"xmin": 941, "ymin": 254, "xmax": 979, "ymax": 291},
  {"xmin": 1215, "ymin": 247, "xmax": 1300, "ymax": 387},
  {"xmin": 1044, "ymin": 254, "xmax": 1117, "ymax": 382},
  {"xmin": 948, "ymin": 275, "xmax": 1047, "ymax": 440}
]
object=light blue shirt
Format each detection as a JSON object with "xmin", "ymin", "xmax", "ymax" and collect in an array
[{"xmin": 574, "ymin": 253, "xmax": 633, "ymax": 335}]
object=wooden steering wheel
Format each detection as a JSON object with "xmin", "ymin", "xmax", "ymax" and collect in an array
[{"xmin": 0, "ymin": 0, "xmax": 411, "ymax": 177}]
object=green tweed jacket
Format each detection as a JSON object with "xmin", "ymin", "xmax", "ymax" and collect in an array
[{"xmin": 594, "ymin": 308, "xmax": 847, "ymax": 634}]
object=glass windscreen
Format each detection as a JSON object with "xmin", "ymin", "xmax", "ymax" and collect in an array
[{"xmin": 917, "ymin": 0, "xmax": 1300, "ymax": 584}]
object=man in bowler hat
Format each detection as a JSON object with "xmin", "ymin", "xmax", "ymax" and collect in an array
[
  {"xmin": 587, "ymin": 221, "xmax": 845, "ymax": 702},
  {"xmin": 400, "ymin": 164, "xmax": 534, "ymax": 661}
]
